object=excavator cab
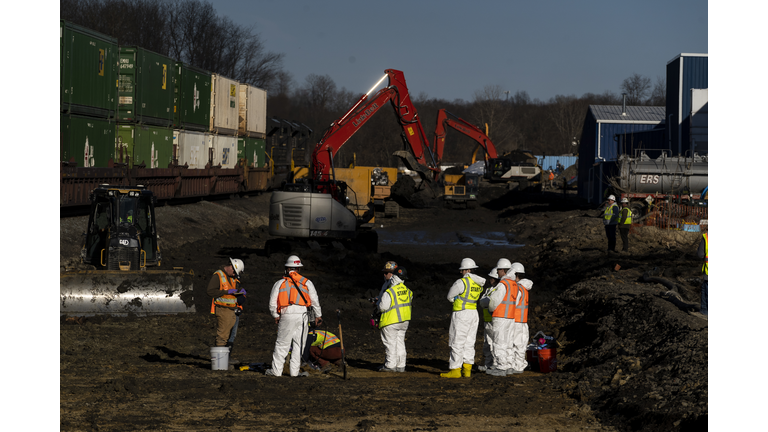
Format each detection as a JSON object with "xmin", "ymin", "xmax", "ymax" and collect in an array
[{"xmin": 81, "ymin": 185, "xmax": 160, "ymax": 270}]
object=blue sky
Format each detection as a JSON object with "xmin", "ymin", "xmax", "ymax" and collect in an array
[{"xmin": 211, "ymin": 0, "xmax": 707, "ymax": 102}]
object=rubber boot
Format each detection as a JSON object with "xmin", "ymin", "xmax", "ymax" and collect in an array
[
  {"xmin": 461, "ymin": 363, "xmax": 472, "ymax": 378},
  {"xmin": 440, "ymin": 368, "xmax": 462, "ymax": 378}
]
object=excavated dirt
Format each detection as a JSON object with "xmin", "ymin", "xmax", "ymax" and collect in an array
[{"xmin": 60, "ymin": 183, "xmax": 708, "ymax": 431}]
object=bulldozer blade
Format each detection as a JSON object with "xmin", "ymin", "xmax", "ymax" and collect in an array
[{"xmin": 60, "ymin": 269, "xmax": 196, "ymax": 317}]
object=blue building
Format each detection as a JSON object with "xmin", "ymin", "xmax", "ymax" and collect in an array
[
  {"xmin": 577, "ymin": 105, "xmax": 666, "ymax": 204},
  {"xmin": 666, "ymin": 53, "xmax": 708, "ymax": 156}
]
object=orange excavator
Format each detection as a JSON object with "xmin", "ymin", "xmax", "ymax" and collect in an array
[{"xmin": 267, "ymin": 69, "xmax": 441, "ymax": 252}]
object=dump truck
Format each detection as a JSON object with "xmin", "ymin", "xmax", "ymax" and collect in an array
[{"xmin": 60, "ymin": 185, "xmax": 195, "ymax": 316}]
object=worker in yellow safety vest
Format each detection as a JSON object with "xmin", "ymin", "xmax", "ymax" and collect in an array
[
  {"xmin": 265, "ymin": 255, "xmax": 323, "ymax": 377},
  {"xmin": 302, "ymin": 328, "xmax": 343, "ymax": 372},
  {"xmin": 374, "ymin": 261, "xmax": 412, "ymax": 373},
  {"xmin": 618, "ymin": 197, "xmax": 633, "ymax": 252},
  {"xmin": 697, "ymin": 220, "xmax": 708, "ymax": 316},
  {"xmin": 440, "ymin": 258, "xmax": 487, "ymax": 378},
  {"xmin": 602, "ymin": 195, "xmax": 620, "ymax": 253}
]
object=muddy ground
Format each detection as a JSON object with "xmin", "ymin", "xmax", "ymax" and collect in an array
[{"xmin": 59, "ymin": 182, "xmax": 708, "ymax": 431}]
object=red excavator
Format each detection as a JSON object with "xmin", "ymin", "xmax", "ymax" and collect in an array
[{"xmin": 267, "ymin": 69, "xmax": 440, "ymax": 253}]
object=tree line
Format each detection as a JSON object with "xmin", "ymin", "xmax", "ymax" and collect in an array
[{"xmin": 61, "ymin": 0, "xmax": 666, "ymax": 168}]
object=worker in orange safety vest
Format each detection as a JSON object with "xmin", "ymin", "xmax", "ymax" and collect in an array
[{"xmin": 207, "ymin": 258, "xmax": 246, "ymax": 365}]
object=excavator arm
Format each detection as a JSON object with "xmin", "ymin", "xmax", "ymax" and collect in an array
[
  {"xmin": 312, "ymin": 69, "xmax": 440, "ymax": 182},
  {"xmin": 433, "ymin": 109, "xmax": 498, "ymax": 164}
]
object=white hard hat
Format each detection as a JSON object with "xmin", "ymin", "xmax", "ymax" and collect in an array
[
  {"xmin": 621, "ymin": 198, "xmax": 629, "ymax": 203},
  {"xmin": 511, "ymin": 262, "xmax": 525, "ymax": 274},
  {"xmin": 496, "ymin": 258, "xmax": 512, "ymax": 270},
  {"xmin": 459, "ymin": 258, "xmax": 478, "ymax": 270},
  {"xmin": 285, "ymin": 255, "xmax": 303, "ymax": 268},
  {"xmin": 518, "ymin": 279, "xmax": 533, "ymax": 289},
  {"xmin": 488, "ymin": 267, "xmax": 499, "ymax": 279},
  {"xmin": 229, "ymin": 258, "xmax": 244, "ymax": 276},
  {"xmin": 608, "ymin": 195, "xmax": 616, "ymax": 201}
]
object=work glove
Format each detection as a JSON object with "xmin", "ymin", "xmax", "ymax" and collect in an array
[{"xmin": 235, "ymin": 288, "xmax": 247, "ymax": 296}]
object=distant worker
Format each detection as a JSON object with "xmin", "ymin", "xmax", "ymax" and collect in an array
[
  {"xmin": 548, "ymin": 170, "xmax": 555, "ymax": 189},
  {"xmin": 618, "ymin": 198, "xmax": 633, "ymax": 252},
  {"xmin": 485, "ymin": 258, "xmax": 518, "ymax": 376},
  {"xmin": 601, "ymin": 195, "xmax": 619, "ymax": 253},
  {"xmin": 303, "ymin": 328, "xmax": 343, "ymax": 372},
  {"xmin": 477, "ymin": 267, "xmax": 499, "ymax": 372},
  {"xmin": 265, "ymin": 255, "xmax": 323, "ymax": 377},
  {"xmin": 374, "ymin": 261, "xmax": 412, "ymax": 372},
  {"xmin": 440, "ymin": 258, "xmax": 486, "ymax": 378},
  {"xmin": 697, "ymin": 220, "xmax": 708, "ymax": 317},
  {"xmin": 207, "ymin": 258, "xmax": 246, "ymax": 365}
]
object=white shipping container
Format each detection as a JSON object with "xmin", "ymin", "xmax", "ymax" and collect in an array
[
  {"xmin": 238, "ymin": 84, "xmax": 267, "ymax": 138},
  {"xmin": 174, "ymin": 130, "xmax": 210, "ymax": 169},
  {"xmin": 208, "ymin": 134, "xmax": 238, "ymax": 169},
  {"xmin": 210, "ymin": 74, "xmax": 239, "ymax": 135}
]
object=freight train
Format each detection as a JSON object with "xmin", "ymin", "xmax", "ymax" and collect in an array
[{"xmin": 60, "ymin": 20, "xmax": 304, "ymax": 209}]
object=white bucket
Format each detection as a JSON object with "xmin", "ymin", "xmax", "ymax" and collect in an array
[{"xmin": 210, "ymin": 346, "xmax": 230, "ymax": 370}]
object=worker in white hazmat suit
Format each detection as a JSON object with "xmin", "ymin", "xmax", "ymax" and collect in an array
[
  {"xmin": 374, "ymin": 261, "xmax": 412, "ymax": 372},
  {"xmin": 477, "ymin": 267, "xmax": 499, "ymax": 372},
  {"xmin": 265, "ymin": 255, "xmax": 323, "ymax": 377},
  {"xmin": 440, "ymin": 258, "xmax": 486, "ymax": 378},
  {"xmin": 511, "ymin": 278, "xmax": 533, "ymax": 373},
  {"xmin": 485, "ymin": 258, "xmax": 519, "ymax": 376}
]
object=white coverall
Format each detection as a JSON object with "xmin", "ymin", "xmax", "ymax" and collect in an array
[
  {"xmin": 268, "ymin": 272, "xmax": 322, "ymax": 377},
  {"xmin": 446, "ymin": 273, "xmax": 486, "ymax": 370},
  {"xmin": 478, "ymin": 285, "xmax": 497, "ymax": 369},
  {"xmin": 376, "ymin": 274, "xmax": 409, "ymax": 369},
  {"xmin": 487, "ymin": 274, "xmax": 516, "ymax": 371},
  {"xmin": 511, "ymin": 278, "xmax": 533, "ymax": 371}
]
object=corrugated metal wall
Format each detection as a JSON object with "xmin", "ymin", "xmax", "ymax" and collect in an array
[
  {"xmin": 537, "ymin": 155, "xmax": 578, "ymax": 172},
  {"xmin": 617, "ymin": 128, "xmax": 668, "ymax": 159},
  {"xmin": 667, "ymin": 54, "xmax": 708, "ymax": 156}
]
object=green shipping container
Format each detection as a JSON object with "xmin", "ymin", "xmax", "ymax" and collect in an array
[
  {"xmin": 118, "ymin": 47, "xmax": 175, "ymax": 127},
  {"xmin": 60, "ymin": 20, "xmax": 119, "ymax": 119},
  {"xmin": 238, "ymin": 137, "xmax": 267, "ymax": 168},
  {"xmin": 174, "ymin": 62, "xmax": 212, "ymax": 131},
  {"xmin": 61, "ymin": 113, "xmax": 116, "ymax": 167},
  {"xmin": 116, "ymin": 124, "xmax": 174, "ymax": 168}
]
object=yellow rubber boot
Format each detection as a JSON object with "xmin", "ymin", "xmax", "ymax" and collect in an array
[
  {"xmin": 461, "ymin": 363, "xmax": 472, "ymax": 378},
  {"xmin": 440, "ymin": 368, "xmax": 461, "ymax": 378}
]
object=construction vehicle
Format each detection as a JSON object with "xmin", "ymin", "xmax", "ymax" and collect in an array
[
  {"xmin": 486, "ymin": 150, "xmax": 543, "ymax": 191},
  {"xmin": 267, "ymin": 69, "xmax": 440, "ymax": 254},
  {"xmin": 60, "ymin": 184, "xmax": 195, "ymax": 316},
  {"xmin": 433, "ymin": 109, "xmax": 498, "ymax": 207},
  {"xmin": 610, "ymin": 152, "xmax": 708, "ymax": 224}
]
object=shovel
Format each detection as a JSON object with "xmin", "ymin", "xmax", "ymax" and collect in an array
[{"xmin": 336, "ymin": 309, "xmax": 347, "ymax": 379}]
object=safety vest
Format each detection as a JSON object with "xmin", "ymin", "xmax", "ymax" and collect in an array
[
  {"xmin": 452, "ymin": 275, "xmax": 483, "ymax": 311},
  {"xmin": 277, "ymin": 273, "xmax": 311, "ymax": 310},
  {"xmin": 309, "ymin": 330, "xmax": 340, "ymax": 349},
  {"xmin": 702, "ymin": 233, "xmax": 708, "ymax": 275},
  {"xmin": 379, "ymin": 283, "xmax": 413, "ymax": 328},
  {"xmin": 603, "ymin": 203, "xmax": 618, "ymax": 224},
  {"xmin": 492, "ymin": 279, "xmax": 518, "ymax": 319},
  {"xmin": 621, "ymin": 207, "xmax": 633, "ymax": 225},
  {"xmin": 210, "ymin": 270, "xmax": 239, "ymax": 313},
  {"xmin": 481, "ymin": 287, "xmax": 496, "ymax": 322},
  {"xmin": 513, "ymin": 286, "xmax": 529, "ymax": 323},
  {"xmin": 548, "ymin": 172, "xmax": 555, "ymax": 180}
]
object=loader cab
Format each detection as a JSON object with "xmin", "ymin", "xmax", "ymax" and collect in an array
[{"xmin": 81, "ymin": 185, "xmax": 161, "ymax": 270}]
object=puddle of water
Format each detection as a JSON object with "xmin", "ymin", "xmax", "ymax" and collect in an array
[{"xmin": 376, "ymin": 229, "xmax": 524, "ymax": 248}]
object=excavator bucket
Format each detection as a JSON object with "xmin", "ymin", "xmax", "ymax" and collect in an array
[{"xmin": 60, "ymin": 269, "xmax": 196, "ymax": 316}]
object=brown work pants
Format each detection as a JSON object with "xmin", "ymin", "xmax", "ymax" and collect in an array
[
  {"xmin": 215, "ymin": 306, "xmax": 237, "ymax": 346},
  {"xmin": 309, "ymin": 345, "xmax": 342, "ymax": 367}
]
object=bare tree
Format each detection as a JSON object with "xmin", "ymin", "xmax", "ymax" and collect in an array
[
  {"xmin": 648, "ymin": 75, "xmax": 666, "ymax": 106},
  {"xmin": 548, "ymin": 95, "xmax": 589, "ymax": 154},
  {"xmin": 620, "ymin": 73, "xmax": 652, "ymax": 105},
  {"xmin": 471, "ymin": 85, "xmax": 517, "ymax": 153}
]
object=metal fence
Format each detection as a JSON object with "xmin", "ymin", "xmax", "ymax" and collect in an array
[{"xmin": 642, "ymin": 201, "xmax": 708, "ymax": 232}]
